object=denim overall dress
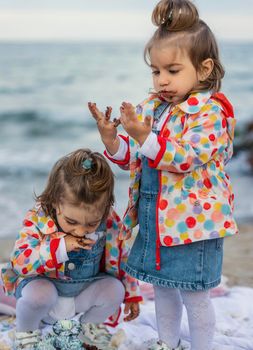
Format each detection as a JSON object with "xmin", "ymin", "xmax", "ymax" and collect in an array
[
  {"xmin": 15, "ymin": 222, "xmax": 107, "ymax": 298},
  {"xmin": 124, "ymin": 103, "xmax": 224, "ymax": 291}
]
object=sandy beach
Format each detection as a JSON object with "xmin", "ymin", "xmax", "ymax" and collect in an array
[
  {"xmin": 0, "ymin": 221, "xmax": 252, "ymax": 288},
  {"xmin": 222, "ymin": 221, "xmax": 253, "ymax": 288}
]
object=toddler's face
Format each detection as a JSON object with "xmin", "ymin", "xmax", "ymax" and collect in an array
[
  {"xmin": 54, "ymin": 198, "xmax": 105, "ymax": 237},
  {"xmin": 150, "ymin": 44, "xmax": 201, "ymax": 104}
]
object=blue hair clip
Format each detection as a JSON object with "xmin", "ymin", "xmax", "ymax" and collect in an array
[{"xmin": 82, "ymin": 158, "xmax": 92, "ymax": 170}]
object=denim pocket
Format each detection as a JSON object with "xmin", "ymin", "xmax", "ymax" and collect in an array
[{"xmin": 66, "ymin": 254, "xmax": 101, "ymax": 280}]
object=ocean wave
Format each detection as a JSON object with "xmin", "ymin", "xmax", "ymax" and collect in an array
[
  {"xmin": 0, "ymin": 161, "xmax": 129, "ymax": 179},
  {"xmin": 0, "ymin": 76, "xmax": 76, "ymax": 96},
  {"xmin": 0, "ymin": 87, "xmax": 35, "ymax": 94},
  {"xmin": 0, "ymin": 110, "xmax": 40, "ymax": 122},
  {"xmin": 0, "ymin": 110, "xmax": 96, "ymax": 137},
  {"xmin": 0, "ymin": 164, "xmax": 49, "ymax": 178}
]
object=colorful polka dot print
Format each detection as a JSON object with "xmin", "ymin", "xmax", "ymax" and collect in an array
[
  {"xmin": 2, "ymin": 205, "xmax": 142, "ymax": 303},
  {"xmin": 110, "ymin": 91, "xmax": 238, "ymax": 245}
]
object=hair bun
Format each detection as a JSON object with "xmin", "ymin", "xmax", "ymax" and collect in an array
[{"xmin": 152, "ymin": 0, "xmax": 199, "ymax": 32}]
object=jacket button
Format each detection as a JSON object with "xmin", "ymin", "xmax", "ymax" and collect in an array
[{"xmin": 68, "ymin": 262, "xmax": 75, "ymax": 270}]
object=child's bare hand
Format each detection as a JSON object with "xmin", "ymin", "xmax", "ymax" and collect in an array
[
  {"xmin": 120, "ymin": 102, "xmax": 152, "ymax": 145},
  {"xmin": 88, "ymin": 102, "xmax": 121, "ymax": 154},
  {"xmin": 64, "ymin": 235, "xmax": 95, "ymax": 252},
  {"xmin": 88, "ymin": 102, "xmax": 119, "ymax": 143},
  {"xmin": 123, "ymin": 302, "xmax": 140, "ymax": 321}
]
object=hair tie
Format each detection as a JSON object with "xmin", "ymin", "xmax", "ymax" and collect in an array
[
  {"xmin": 162, "ymin": 8, "xmax": 173, "ymax": 25},
  {"xmin": 82, "ymin": 158, "xmax": 93, "ymax": 170},
  {"xmin": 161, "ymin": 7, "xmax": 182, "ymax": 26}
]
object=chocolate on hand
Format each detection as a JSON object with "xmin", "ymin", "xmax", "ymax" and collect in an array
[
  {"xmin": 77, "ymin": 238, "xmax": 88, "ymax": 247},
  {"xmin": 113, "ymin": 118, "xmax": 121, "ymax": 127}
]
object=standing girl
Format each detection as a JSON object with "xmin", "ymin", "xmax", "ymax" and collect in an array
[
  {"xmin": 88, "ymin": 1, "xmax": 238, "ymax": 349},
  {"xmin": 2, "ymin": 149, "xmax": 141, "ymax": 350}
]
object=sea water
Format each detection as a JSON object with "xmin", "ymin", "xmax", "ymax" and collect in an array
[{"xmin": 0, "ymin": 41, "xmax": 252, "ymax": 238}]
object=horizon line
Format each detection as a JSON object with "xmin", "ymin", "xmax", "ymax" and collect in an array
[{"xmin": 0, "ymin": 38, "xmax": 252, "ymax": 44}]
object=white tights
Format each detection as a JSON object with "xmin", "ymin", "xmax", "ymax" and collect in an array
[
  {"xmin": 154, "ymin": 286, "xmax": 215, "ymax": 350},
  {"xmin": 16, "ymin": 276, "xmax": 125, "ymax": 332}
]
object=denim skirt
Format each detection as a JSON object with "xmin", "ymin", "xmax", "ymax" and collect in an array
[{"xmin": 124, "ymin": 156, "xmax": 224, "ymax": 291}]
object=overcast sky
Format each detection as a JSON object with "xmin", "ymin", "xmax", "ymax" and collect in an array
[{"xmin": 0, "ymin": 0, "xmax": 252, "ymax": 41}]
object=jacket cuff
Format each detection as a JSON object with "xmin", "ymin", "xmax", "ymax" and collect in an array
[
  {"xmin": 50, "ymin": 238, "xmax": 61, "ymax": 268},
  {"xmin": 104, "ymin": 135, "xmax": 130, "ymax": 165},
  {"xmin": 55, "ymin": 237, "xmax": 69, "ymax": 263},
  {"xmin": 124, "ymin": 296, "xmax": 143, "ymax": 303}
]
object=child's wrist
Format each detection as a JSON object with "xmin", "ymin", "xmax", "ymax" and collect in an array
[
  {"xmin": 103, "ymin": 137, "xmax": 120, "ymax": 155},
  {"xmin": 137, "ymin": 132, "xmax": 150, "ymax": 146}
]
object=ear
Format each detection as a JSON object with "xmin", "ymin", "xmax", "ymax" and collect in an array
[{"xmin": 197, "ymin": 58, "xmax": 214, "ymax": 81}]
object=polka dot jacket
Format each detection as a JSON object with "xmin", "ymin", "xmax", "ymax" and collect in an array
[
  {"xmin": 105, "ymin": 91, "xmax": 238, "ymax": 247},
  {"xmin": 1, "ymin": 204, "xmax": 142, "ymax": 304}
]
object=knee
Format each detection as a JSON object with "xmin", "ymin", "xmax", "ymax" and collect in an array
[
  {"xmin": 36, "ymin": 281, "xmax": 58, "ymax": 308},
  {"xmin": 99, "ymin": 277, "xmax": 125, "ymax": 306},
  {"xmin": 22, "ymin": 280, "xmax": 58, "ymax": 309},
  {"xmin": 110, "ymin": 278, "xmax": 125, "ymax": 304},
  {"xmin": 181, "ymin": 290, "xmax": 210, "ymax": 309}
]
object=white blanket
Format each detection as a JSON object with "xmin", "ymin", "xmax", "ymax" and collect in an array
[
  {"xmin": 0, "ymin": 286, "xmax": 252, "ymax": 349},
  {"xmin": 115, "ymin": 286, "xmax": 253, "ymax": 350}
]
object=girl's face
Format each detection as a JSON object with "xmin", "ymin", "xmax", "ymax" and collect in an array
[
  {"xmin": 150, "ymin": 44, "xmax": 202, "ymax": 104},
  {"xmin": 54, "ymin": 198, "xmax": 105, "ymax": 237}
]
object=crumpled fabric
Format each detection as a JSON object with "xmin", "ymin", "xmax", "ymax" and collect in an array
[{"xmin": 30, "ymin": 320, "xmax": 83, "ymax": 350}]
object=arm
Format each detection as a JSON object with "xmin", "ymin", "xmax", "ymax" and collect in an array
[
  {"xmin": 118, "ymin": 235, "xmax": 142, "ymax": 321},
  {"xmin": 104, "ymin": 134, "xmax": 130, "ymax": 170},
  {"xmin": 105, "ymin": 210, "xmax": 142, "ymax": 320},
  {"xmin": 11, "ymin": 223, "xmax": 63, "ymax": 276},
  {"xmin": 11, "ymin": 212, "xmax": 95, "ymax": 276}
]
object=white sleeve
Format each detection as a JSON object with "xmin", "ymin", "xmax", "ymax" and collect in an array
[
  {"xmin": 139, "ymin": 132, "xmax": 160, "ymax": 160},
  {"xmin": 55, "ymin": 237, "xmax": 69, "ymax": 263},
  {"xmin": 108, "ymin": 137, "xmax": 128, "ymax": 160}
]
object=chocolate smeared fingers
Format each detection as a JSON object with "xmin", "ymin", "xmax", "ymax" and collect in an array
[{"xmin": 113, "ymin": 118, "xmax": 121, "ymax": 127}]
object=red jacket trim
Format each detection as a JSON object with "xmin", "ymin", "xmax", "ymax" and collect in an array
[
  {"xmin": 104, "ymin": 135, "xmax": 130, "ymax": 165},
  {"xmin": 124, "ymin": 296, "xmax": 143, "ymax": 303},
  {"xmin": 148, "ymin": 112, "xmax": 172, "ymax": 169},
  {"xmin": 104, "ymin": 308, "xmax": 122, "ymax": 327},
  {"xmin": 148, "ymin": 136, "xmax": 168, "ymax": 168},
  {"xmin": 155, "ymin": 170, "xmax": 162, "ymax": 270},
  {"xmin": 50, "ymin": 238, "xmax": 61, "ymax": 277}
]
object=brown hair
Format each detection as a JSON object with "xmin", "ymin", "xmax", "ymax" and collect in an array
[
  {"xmin": 36, "ymin": 148, "xmax": 114, "ymax": 221},
  {"xmin": 144, "ymin": 0, "xmax": 224, "ymax": 92}
]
